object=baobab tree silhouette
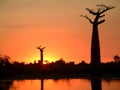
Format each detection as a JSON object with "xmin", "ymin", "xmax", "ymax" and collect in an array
[
  {"xmin": 37, "ymin": 46, "xmax": 46, "ymax": 64},
  {"xmin": 81, "ymin": 5, "xmax": 115, "ymax": 65}
]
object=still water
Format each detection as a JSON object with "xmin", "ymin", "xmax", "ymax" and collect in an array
[{"xmin": 0, "ymin": 78, "xmax": 120, "ymax": 90}]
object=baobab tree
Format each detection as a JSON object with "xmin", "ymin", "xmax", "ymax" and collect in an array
[
  {"xmin": 81, "ymin": 5, "xmax": 115, "ymax": 65},
  {"xmin": 37, "ymin": 46, "xmax": 46, "ymax": 64}
]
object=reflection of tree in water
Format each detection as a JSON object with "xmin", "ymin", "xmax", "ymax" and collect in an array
[
  {"xmin": 91, "ymin": 78, "xmax": 102, "ymax": 90},
  {"xmin": 0, "ymin": 80, "xmax": 13, "ymax": 90},
  {"xmin": 41, "ymin": 79, "xmax": 44, "ymax": 90}
]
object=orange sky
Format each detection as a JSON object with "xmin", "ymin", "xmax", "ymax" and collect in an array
[{"xmin": 0, "ymin": 0, "xmax": 120, "ymax": 64}]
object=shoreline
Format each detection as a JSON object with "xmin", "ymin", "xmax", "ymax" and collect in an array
[{"xmin": 0, "ymin": 74, "xmax": 120, "ymax": 80}]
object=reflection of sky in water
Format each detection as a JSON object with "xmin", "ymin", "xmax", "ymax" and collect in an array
[{"xmin": 0, "ymin": 79, "xmax": 120, "ymax": 90}]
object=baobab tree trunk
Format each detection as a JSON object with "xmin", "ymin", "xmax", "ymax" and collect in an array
[
  {"xmin": 40, "ymin": 50, "xmax": 44, "ymax": 63},
  {"xmin": 91, "ymin": 24, "xmax": 100, "ymax": 64}
]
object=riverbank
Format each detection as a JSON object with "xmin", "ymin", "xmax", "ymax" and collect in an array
[{"xmin": 0, "ymin": 73, "xmax": 120, "ymax": 80}]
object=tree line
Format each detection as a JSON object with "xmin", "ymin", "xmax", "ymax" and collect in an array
[{"xmin": 0, "ymin": 54, "xmax": 120, "ymax": 79}]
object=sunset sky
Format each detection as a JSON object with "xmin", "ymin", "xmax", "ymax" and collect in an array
[{"xmin": 0, "ymin": 0, "xmax": 120, "ymax": 64}]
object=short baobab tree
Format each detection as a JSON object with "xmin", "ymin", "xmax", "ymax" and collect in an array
[
  {"xmin": 81, "ymin": 5, "xmax": 115, "ymax": 65},
  {"xmin": 37, "ymin": 46, "xmax": 46, "ymax": 63}
]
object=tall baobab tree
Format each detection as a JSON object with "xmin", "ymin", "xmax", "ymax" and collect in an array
[
  {"xmin": 37, "ymin": 46, "xmax": 46, "ymax": 64},
  {"xmin": 81, "ymin": 5, "xmax": 115, "ymax": 65}
]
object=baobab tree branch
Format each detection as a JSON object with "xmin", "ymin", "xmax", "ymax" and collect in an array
[
  {"xmin": 85, "ymin": 5, "xmax": 115, "ymax": 16},
  {"xmin": 99, "ymin": 14, "xmax": 105, "ymax": 18},
  {"xmin": 83, "ymin": 5, "xmax": 115, "ymax": 25},
  {"xmin": 80, "ymin": 15, "xmax": 93, "ymax": 24},
  {"xmin": 42, "ymin": 47, "xmax": 46, "ymax": 50},
  {"xmin": 97, "ymin": 5, "xmax": 115, "ymax": 10},
  {"xmin": 86, "ymin": 8, "xmax": 98, "ymax": 15},
  {"xmin": 97, "ymin": 19, "xmax": 105, "ymax": 25},
  {"xmin": 37, "ymin": 46, "xmax": 46, "ymax": 51},
  {"xmin": 96, "ymin": 5, "xmax": 115, "ymax": 14}
]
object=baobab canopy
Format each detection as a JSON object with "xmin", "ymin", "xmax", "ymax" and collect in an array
[{"xmin": 81, "ymin": 5, "xmax": 115, "ymax": 25}]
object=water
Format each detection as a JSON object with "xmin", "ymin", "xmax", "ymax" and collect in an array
[{"xmin": 0, "ymin": 78, "xmax": 120, "ymax": 90}]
